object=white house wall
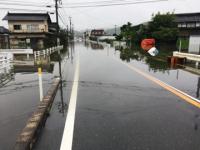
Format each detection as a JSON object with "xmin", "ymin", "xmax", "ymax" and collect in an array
[{"xmin": 189, "ymin": 35, "xmax": 200, "ymax": 54}]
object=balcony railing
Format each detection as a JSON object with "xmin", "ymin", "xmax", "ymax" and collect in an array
[{"xmin": 10, "ymin": 29, "xmax": 47, "ymax": 33}]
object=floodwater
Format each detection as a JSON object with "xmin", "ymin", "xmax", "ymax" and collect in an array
[{"xmin": 0, "ymin": 41, "xmax": 200, "ymax": 150}]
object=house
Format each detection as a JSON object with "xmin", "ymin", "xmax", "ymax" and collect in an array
[
  {"xmin": 3, "ymin": 12, "xmax": 56, "ymax": 50},
  {"xmin": 175, "ymin": 12, "xmax": 200, "ymax": 37},
  {"xmin": 0, "ymin": 26, "xmax": 10, "ymax": 49},
  {"xmin": 89, "ymin": 29, "xmax": 105, "ymax": 41},
  {"xmin": 175, "ymin": 13, "xmax": 200, "ymax": 54},
  {"xmin": 90, "ymin": 29, "xmax": 105, "ymax": 37}
]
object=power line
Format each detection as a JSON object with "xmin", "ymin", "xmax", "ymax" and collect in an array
[
  {"xmin": 64, "ymin": 0, "xmax": 136, "ymax": 5},
  {"xmin": 0, "ymin": 7, "xmax": 49, "ymax": 12},
  {"xmin": 62, "ymin": 0, "xmax": 168, "ymax": 8},
  {"xmin": 0, "ymin": 0, "xmax": 53, "ymax": 5},
  {"xmin": 0, "ymin": 2, "xmax": 49, "ymax": 8},
  {"xmin": 58, "ymin": 10, "xmax": 69, "ymax": 26},
  {"xmin": 58, "ymin": 14, "xmax": 68, "ymax": 28},
  {"xmin": 64, "ymin": 0, "xmax": 158, "ymax": 5}
]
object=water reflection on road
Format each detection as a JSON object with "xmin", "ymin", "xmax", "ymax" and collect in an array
[
  {"xmin": 85, "ymin": 41, "xmax": 200, "ymax": 99},
  {"xmin": 0, "ymin": 44, "xmax": 74, "ymax": 150}
]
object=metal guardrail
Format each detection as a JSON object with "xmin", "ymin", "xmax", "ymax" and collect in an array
[
  {"xmin": 173, "ymin": 51, "xmax": 200, "ymax": 62},
  {"xmin": 34, "ymin": 45, "xmax": 63, "ymax": 59}
]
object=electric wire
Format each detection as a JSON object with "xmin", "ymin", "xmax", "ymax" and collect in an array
[
  {"xmin": 62, "ymin": 0, "xmax": 168, "ymax": 8},
  {"xmin": 64, "ymin": 0, "xmax": 153, "ymax": 5}
]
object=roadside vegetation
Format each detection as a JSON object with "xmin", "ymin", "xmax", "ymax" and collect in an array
[
  {"xmin": 116, "ymin": 12, "xmax": 179, "ymax": 45},
  {"xmin": 44, "ymin": 28, "xmax": 69, "ymax": 49}
]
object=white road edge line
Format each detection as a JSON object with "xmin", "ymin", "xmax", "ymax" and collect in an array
[{"xmin": 60, "ymin": 53, "xmax": 80, "ymax": 150}]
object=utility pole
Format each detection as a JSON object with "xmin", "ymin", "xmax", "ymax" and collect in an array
[
  {"xmin": 55, "ymin": 0, "xmax": 60, "ymax": 45},
  {"xmin": 69, "ymin": 16, "xmax": 72, "ymax": 40},
  {"xmin": 72, "ymin": 24, "xmax": 74, "ymax": 40},
  {"xmin": 67, "ymin": 25, "xmax": 69, "ymax": 44}
]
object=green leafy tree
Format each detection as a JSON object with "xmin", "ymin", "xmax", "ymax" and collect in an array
[
  {"xmin": 148, "ymin": 12, "xmax": 179, "ymax": 42},
  {"xmin": 118, "ymin": 12, "xmax": 179, "ymax": 44}
]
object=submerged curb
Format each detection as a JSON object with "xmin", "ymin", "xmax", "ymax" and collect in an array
[{"xmin": 14, "ymin": 78, "xmax": 60, "ymax": 150}]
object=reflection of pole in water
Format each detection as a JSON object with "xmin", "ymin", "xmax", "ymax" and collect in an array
[
  {"xmin": 58, "ymin": 49, "xmax": 65, "ymax": 114},
  {"xmin": 107, "ymin": 46, "xmax": 109, "ymax": 56},
  {"xmin": 176, "ymin": 70, "xmax": 179, "ymax": 80},
  {"xmin": 67, "ymin": 47, "xmax": 70, "ymax": 59},
  {"xmin": 70, "ymin": 42, "xmax": 73, "ymax": 64},
  {"xmin": 196, "ymin": 77, "xmax": 200, "ymax": 98},
  {"xmin": 59, "ymin": 78, "xmax": 65, "ymax": 115}
]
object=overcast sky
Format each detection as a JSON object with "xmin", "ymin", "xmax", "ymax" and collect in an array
[{"xmin": 0, "ymin": 0, "xmax": 199, "ymax": 31}]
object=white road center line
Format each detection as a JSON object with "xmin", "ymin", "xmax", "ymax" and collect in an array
[{"xmin": 60, "ymin": 53, "xmax": 80, "ymax": 150}]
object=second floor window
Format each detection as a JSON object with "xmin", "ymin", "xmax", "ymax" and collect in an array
[
  {"xmin": 13, "ymin": 25, "xmax": 21, "ymax": 30},
  {"xmin": 27, "ymin": 25, "xmax": 39, "ymax": 32}
]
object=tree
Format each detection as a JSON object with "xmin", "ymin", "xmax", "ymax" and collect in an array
[
  {"xmin": 148, "ymin": 12, "xmax": 179, "ymax": 42},
  {"xmin": 118, "ymin": 12, "xmax": 179, "ymax": 44}
]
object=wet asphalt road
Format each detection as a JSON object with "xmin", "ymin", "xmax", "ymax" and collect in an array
[
  {"xmin": 72, "ymin": 43, "xmax": 200, "ymax": 150},
  {"xmin": 1, "ymin": 42, "xmax": 200, "ymax": 150}
]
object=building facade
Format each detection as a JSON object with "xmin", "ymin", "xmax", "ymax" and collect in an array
[
  {"xmin": 3, "ymin": 12, "xmax": 56, "ymax": 50},
  {"xmin": 175, "ymin": 13, "xmax": 200, "ymax": 54},
  {"xmin": 175, "ymin": 13, "xmax": 200, "ymax": 37},
  {"xmin": 90, "ymin": 29, "xmax": 105, "ymax": 37}
]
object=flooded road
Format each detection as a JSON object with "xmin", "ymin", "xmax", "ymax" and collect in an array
[{"xmin": 1, "ymin": 41, "xmax": 200, "ymax": 150}]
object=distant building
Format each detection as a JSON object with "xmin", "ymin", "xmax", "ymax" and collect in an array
[
  {"xmin": 90, "ymin": 29, "xmax": 105, "ymax": 37},
  {"xmin": 0, "ymin": 26, "xmax": 10, "ymax": 49},
  {"xmin": 3, "ymin": 12, "xmax": 56, "ymax": 50}
]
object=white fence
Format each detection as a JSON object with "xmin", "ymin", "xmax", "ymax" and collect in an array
[
  {"xmin": 34, "ymin": 45, "xmax": 63, "ymax": 59},
  {"xmin": 0, "ymin": 52, "xmax": 13, "ymax": 70},
  {"xmin": 0, "ymin": 49, "xmax": 33, "ymax": 60},
  {"xmin": 0, "ymin": 49, "xmax": 33, "ymax": 54}
]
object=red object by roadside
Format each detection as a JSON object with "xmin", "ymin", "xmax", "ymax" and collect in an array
[{"xmin": 141, "ymin": 39, "xmax": 155, "ymax": 52}]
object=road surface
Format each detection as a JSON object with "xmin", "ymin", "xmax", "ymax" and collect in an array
[{"xmin": 1, "ymin": 42, "xmax": 200, "ymax": 150}]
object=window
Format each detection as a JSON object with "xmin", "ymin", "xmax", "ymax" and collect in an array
[
  {"xmin": 13, "ymin": 25, "xmax": 21, "ymax": 30},
  {"xmin": 178, "ymin": 24, "xmax": 182, "ymax": 28},
  {"xmin": 27, "ymin": 24, "xmax": 39, "ymax": 32},
  {"xmin": 181, "ymin": 23, "xmax": 186, "ymax": 28},
  {"xmin": 187, "ymin": 23, "xmax": 195, "ymax": 28},
  {"xmin": 196, "ymin": 22, "xmax": 200, "ymax": 27}
]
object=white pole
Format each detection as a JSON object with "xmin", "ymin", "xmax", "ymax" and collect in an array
[
  {"xmin": 34, "ymin": 52, "xmax": 36, "ymax": 60},
  {"xmin": 179, "ymin": 39, "xmax": 182, "ymax": 52},
  {"xmin": 38, "ymin": 68, "xmax": 43, "ymax": 101},
  {"xmin": 196, "ymin": 62, "xmax": 199, "ymax": 68},
  {"xmin": 27, "ymin": 54, "xmax": 30, "ymax": 60}
]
